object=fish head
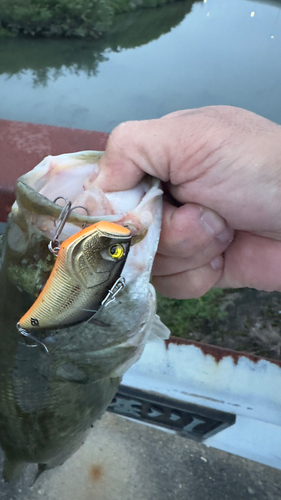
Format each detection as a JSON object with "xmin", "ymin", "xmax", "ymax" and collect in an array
[
  {"xmin": 0, "ymin": 151, "xmax": 170, "ymax": 483},
  {"xmin": 9, "ymin": 151, "xmax": 163, "ymax": 298}
]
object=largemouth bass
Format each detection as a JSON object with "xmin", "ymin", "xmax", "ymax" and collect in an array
[{"xmin": 0, "ymin": 151, "xmax": 169, "ymax": 482}]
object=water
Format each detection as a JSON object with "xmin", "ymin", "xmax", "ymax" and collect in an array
[{"xmin": 0, "ymin": 0, "xmax": 281, "ymax": 132}]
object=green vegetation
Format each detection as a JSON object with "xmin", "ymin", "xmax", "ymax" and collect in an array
[
  {"xmin": 0, "ymin": 0, "xmax": 195, "ymax": 38},
  {"xmin": 0, "ymin": 0, "xmax": 113, "ymax": 38},
  {"xmin": 157, "ymin": 288, "xmax": 281, "ymax": 360},
  {"xmin": 157, "ymin": 289, "xmax": 227, "ymax": 338},
  {"xmin": 0, "ymin": 0, "xmax": 197, "ymax": 85}
]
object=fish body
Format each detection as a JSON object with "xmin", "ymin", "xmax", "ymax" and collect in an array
[{"xmin": 0, "ymin": 151, "xmax": 169, "ymax": 482}]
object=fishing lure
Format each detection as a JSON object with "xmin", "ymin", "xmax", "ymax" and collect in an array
[{"xmin": 17, "ymin": 220, "xmax": 131, "ymax": 334}]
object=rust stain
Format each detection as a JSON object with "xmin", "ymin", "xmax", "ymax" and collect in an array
[
  {"xmin": 181, "ymin": 392, "xmax": 225, "ymax": 404},
  {"xmin": 89, "ymin": 464, "xmax": 103, "ymax": 481},
  {"xmin": 165, "ymin": 336, "xmax": 281, "ymax": 368}
]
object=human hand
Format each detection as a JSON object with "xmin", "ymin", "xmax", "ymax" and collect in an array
[{"xmin": 95, "ymin": 106, "xmax": 281, "ymax": 299}]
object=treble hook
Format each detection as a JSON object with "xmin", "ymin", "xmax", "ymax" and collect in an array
[
  {"xmin": 101, "ymin": 277, "xmax": 126, "ymax": 308},
  {"xmin": 17, "ymin": 198, "xmax": 91, "ymax": 353},
  {"xmin": 17, "ymin": 323, "xmax": 49, "ymax": 354},
  {"xmin": 48, "ymin": 197, "xmax": 89, "ymax": 256}
]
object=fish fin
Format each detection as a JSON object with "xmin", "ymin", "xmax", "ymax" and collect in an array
[
  {"xmin": 88, "ymin": 317, "xmax": 111, "ymax": 328},
  {"xmin": 148, "ymin": 314, "xmax": 170, "ymax": 341},
  {"xmin": 33, "ymin": 463, "xmax": 47, "ymax": 485},
  {"xmin": 2, "ymin": 455, "xmax": 26, "ymax": 482}
]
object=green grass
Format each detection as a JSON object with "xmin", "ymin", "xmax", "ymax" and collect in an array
[
  {"xmin": 157, "ymin": 288, "xmax": 281, "ymax": 360},
  {"xmin": 157, "ymin": 289, "xmax": 227, "ymax": 338}
]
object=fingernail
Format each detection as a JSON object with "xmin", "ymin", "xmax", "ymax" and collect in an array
[
  {"xmin": 216, "ymin": 227, "xmax": 234, "ymax": 244},
  {"xmin": 200, "ymin": 209, "xmax": 226, "ymax": 236},
  {"xmin": 210, "ymin": 255, "xmax": 224, "ymax": 271}
]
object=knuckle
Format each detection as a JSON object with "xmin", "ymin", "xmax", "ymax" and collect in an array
[
  {"xmin": 109, "ymin": 121, "xmax": 137, "ymax": 144},
  {"xmin": 154, "ymin": 263, "xmax": 222, "ymax": 300}
]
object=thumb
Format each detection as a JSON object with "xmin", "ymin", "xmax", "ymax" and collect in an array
[{"xmin": 94, "ymin": 120, "xmax": 171, "ymax": 192}]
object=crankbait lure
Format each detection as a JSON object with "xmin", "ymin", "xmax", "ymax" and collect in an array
[{"xmin": 17, "ymin": 219, "xmax": 131, "ymax": 333}]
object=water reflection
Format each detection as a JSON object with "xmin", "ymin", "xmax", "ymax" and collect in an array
[
  {"xmin": 1, "ymin": 38, "xmax": 105, "ymax": 87},
  {"xmin": 0, "ymin": 0, "xmax": 281, "ymax": 131},
  {"xmin": 0, "ymin": 0, "xmax": 198, "ymax": 86},
  {"xmin": 251, "ymin": 0, "xmax": 281, "ymax": 5}
]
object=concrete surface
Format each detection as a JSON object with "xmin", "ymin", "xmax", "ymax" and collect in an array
[{"xmin": 1, "ymin": 412, "xmax": 281, "ymax": 500}]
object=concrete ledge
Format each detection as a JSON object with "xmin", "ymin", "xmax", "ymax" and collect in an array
[
  {"xmin": 1, "ymin": 412, "xmax": 281, "ymax": 499},
  {"xmin": 0, "ymin": 119, "xmax": 109, "ymax": 221}
]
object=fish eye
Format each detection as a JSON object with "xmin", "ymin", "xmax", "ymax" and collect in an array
[{"xmin": 108, "ymin": 244, "xmax": 124, "ymax": 259}]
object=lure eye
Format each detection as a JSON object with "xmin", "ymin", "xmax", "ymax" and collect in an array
[{"xmin": 108, "ymin": 244, "xmax": 124, "ymax": 259}]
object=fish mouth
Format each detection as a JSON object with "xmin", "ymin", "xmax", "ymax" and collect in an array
[
  {"xmin": 15, "ymin": 180, "xmax": 121, "ymax": 226},
  {"xmin": 14, "ymin": 151, "xmax": 162, "ymax": 244}
]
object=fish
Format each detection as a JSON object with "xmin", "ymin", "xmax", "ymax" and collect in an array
[{"xmin": 0, "ymin": 150, "xmax": 169, "ymax": 482}]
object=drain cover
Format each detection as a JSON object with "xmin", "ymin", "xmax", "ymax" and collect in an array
[{"xmin": 108, "ymin": 385, "xmax": 235, "ymax": 441}]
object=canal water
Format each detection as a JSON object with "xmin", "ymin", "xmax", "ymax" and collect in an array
[{"xmin": 0, "ymin": 0, "xmax": 281, "ymax": 132}]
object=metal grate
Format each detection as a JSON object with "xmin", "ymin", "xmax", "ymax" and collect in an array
[{"xmin": 108, "ymin": 385, "xmax": 236, "ymax": 441}]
